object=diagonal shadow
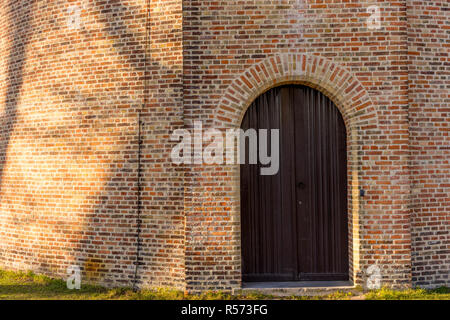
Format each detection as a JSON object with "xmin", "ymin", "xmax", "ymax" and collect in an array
[
  {"xmin": 66, "ymin": 0, "xmax": 153, "ymax": 287},
  {"xmin": 0, "ymin": 0, "xmax": 182, "ymax": 289},
  {"xmin": 0, "ymin": 0, "xmax": 35, "ymax": 195}
]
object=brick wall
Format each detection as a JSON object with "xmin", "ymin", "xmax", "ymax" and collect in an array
[
  {"xmin": 408, "ymin": 0, "xmax": 449, "ymax": 288},
  {"xmin": 139, "ymin": 0, "xmax": 185, "ymax": 290},
  {"xmin": 0, "ymin": 0, "xmax": 185, "ymax": 289},
  {"xmin": 0, "ymin": 0, "xmax": 447, "ymax": 293},
  {"xmin": 183, "ymin": 0, "xmax": 412, "ymax": 292}
]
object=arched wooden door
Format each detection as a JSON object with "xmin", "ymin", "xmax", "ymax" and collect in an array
[{"xmin": 241, "ymin": 85, "xmax": 349, "ymax": 282}]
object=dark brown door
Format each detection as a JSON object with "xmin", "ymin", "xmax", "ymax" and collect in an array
[{"xmin": 241, "ymin": 85, "xmax": 348, "ymax": 282}]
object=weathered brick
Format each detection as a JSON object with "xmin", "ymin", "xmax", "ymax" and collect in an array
[{"xmin": 0, "ymin": 0, "xmax": 447, "ymax": 294}]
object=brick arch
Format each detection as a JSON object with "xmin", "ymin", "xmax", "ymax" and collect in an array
[
  {"xmin": 216, "ymin": 53, "xmax": 378, "ymax": 130},
  {"xmin": 212, "ymin": 53, "xmax": 380, "ymax": 287}
]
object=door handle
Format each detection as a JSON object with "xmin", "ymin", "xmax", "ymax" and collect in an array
[{"xmin": 297, "ymin": 182, "xmax": 306, "ymax": 189}]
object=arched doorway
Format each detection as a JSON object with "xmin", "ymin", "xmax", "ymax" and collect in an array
[{"xmin": 240, "ymin": 85, "xmax": 349, "ymax": 282}]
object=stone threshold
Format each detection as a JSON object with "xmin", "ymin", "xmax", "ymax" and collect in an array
[{"xmin": 235, "ymin": 281, "xmax": 356, "ymax": 297}]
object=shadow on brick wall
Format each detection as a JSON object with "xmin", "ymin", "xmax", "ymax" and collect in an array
[
  {"xmin": 0, "ymin": 0, "xmax": 184, "ymax": 289},
  {"xmin": 0, "ymin": 0, "xmax": 34, "ymax": 195}
]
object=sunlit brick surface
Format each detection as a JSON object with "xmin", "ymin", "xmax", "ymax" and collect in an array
[
  {"xmin": 408, "ymin": 0, "xmax": 449, "ymax": 288},
  {"xmin": 0, "ymin": 0, "xmax": 447, "ymax": 293}
]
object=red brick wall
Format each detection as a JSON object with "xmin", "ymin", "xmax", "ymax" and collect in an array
[
  {"xmin": 0, "ymin": 0, "xmax": 144, "ymax": 285},
  {"xmin": 139, "ymin": 0, "xmax": 185, "ymax": 289},
  {"xmin": 0, "ymin": 0, "xmax": 446, "ymax": 293},
  {"xmin": 408, "ymin": 0, "xmax": 449, "ymax": 288},
  {"xmin": 0, "ymin": 0, "xmax": 185, "ymax": 290},
  {"xmin": 183, "ymin": 0, "xmax": 412, "ymax": 292}
]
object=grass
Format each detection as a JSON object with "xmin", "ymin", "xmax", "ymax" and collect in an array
[
  {"xmin": 0, "ymin": 269, "xmax": 448, "ymax": 300},
  {"xmin": 365, "ymin": 286, "xmax": 450, "ymax": 300}
]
